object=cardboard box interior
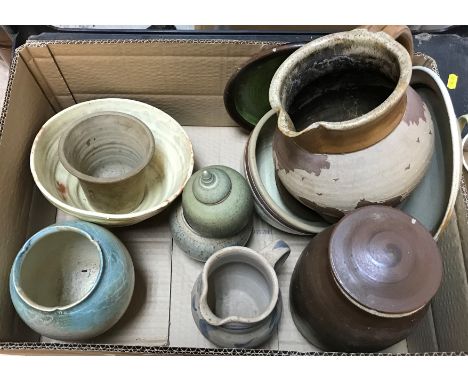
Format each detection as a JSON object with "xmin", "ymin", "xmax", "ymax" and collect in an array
[{"xmin": 1, "ymin": 38, "xmax": 468, "ymax": 355}]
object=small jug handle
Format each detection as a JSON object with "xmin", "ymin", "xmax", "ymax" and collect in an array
[
  {"xmin": 360, "ymin": 25, "xmax": 414, "ymax": 59},
  {"xmin": 458, "ymin": 115, "xmax": 468, "ymax": 134},
  {"xmin": 259, "ymin": 240, "xmax": 290, "ymax": 272}
]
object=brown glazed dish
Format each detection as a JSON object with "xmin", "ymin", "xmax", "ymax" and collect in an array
[{"xmin": 290, "ymin": 206, "xmax": 443, "ymax": 352}]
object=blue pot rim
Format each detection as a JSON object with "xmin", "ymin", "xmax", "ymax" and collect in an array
[{"xmin": 11, "ymin": 224, "xmax": 105, "ymax": 313}]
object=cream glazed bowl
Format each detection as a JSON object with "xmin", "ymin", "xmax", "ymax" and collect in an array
[{"xmin": 30, "ymin": 98, "xmax": 194, "ymax": 226}]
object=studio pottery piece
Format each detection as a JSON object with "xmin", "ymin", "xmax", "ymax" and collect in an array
[
  {"xmin": 10, "ymin": 221, "xmax": 135, "ymax": 341},
  {"xmin": 170, "ymin": 165, "xmax": 254, "ymax": 262},
  {"xmin": 458, "ymin": 114, "xmax": 468, "ymax": 172},
  {"xmin": 30, "ymin": 98, "xmax": 194, "ymax": 226},
  {"xmin": 191, "ymin": 240, "xmax": 290, "ymax": 348},
  {"xmin": 58, "ymin": 112, "xmax": 155, "ymax": 214},
  {"xmin": 290, "ymin": 206, "xmax": 443, "ymax": 352},
  {"xmin": 270, "ymin": 27, "xmax": 435, "ymax": 220},
  {"xmin": 224, "ymin": 42, "xmax": 303, "ymax": 130}
]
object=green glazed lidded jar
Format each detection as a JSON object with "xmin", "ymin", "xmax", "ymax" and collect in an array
[{"xmin": 170, "ymin": 165, "xmax": 254, "ymax": 262}]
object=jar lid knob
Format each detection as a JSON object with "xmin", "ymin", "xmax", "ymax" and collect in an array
[
  {"xmin": 201, "ymin": 170, "xmax": 214, "ymax": 185},
  {"xmin": 192, "ymin": 168, "xmax": 232, "ymax": 205}
]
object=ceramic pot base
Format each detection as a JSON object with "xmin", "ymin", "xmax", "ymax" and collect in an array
[{"xmin": 170, "ymin": 204, "xmax": 253, "ymax": 262}]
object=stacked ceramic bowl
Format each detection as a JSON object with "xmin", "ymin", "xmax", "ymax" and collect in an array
[{"xmin": 31, "ymin": 98, "xmax": 194, "ymax": 225}]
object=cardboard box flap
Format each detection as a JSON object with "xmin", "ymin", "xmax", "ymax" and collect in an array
[
  {"xmin": 0, "ymin": 56, "xmax": 55, "ymax": 340},
  {"xmin": 19, "ymin": 40, "xmax": 281, "ymax": 127},
  {"xmin": 19, "ymin": 46, "xmax": 74, "ymax": 111}
]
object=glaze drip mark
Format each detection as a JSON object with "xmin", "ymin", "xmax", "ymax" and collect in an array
[
  {"xmin": 56, "ymin": 181, "xmax": 67, "ymax": 199},
  {"xmin": 403, "ymin": 89, "xmax": 427, "ymax": 126}
]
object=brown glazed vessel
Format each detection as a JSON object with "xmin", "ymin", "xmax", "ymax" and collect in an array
[
  {"xmin": 290, "ymin": 206, "xmax": 443, "ymax": 352},
  {"xmin": 59, "ymin": 112, "xmax": 155, "ymax": 214},
  {"xmin": 270, "ymin": 26, "xmax": 434, "ymax": 220}
]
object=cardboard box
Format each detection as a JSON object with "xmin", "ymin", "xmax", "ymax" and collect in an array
[{"xmin": 0, "ymin": 37, "xmax": 468, "ymax": 355}]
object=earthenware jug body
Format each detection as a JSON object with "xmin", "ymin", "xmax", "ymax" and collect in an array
[
  {"xmin": 10, "ymin": 221, "xmax": 135, "ymax": 341},
  {"xmin": 191, "ymin": 240, "xmax": 290, "ymax": 348},
  {"xmin": 289, "ymin": 206, "xmax": 442, "ymax": 352},
  {"xmin": 270, "ymin": 27, "xmax": 435, "ymax": 219}
]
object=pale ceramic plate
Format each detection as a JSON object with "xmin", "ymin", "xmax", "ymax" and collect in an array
[
  {"xmin": 244, "ymin": 110, "xmax": 328, "ymax": 235},
  {"xmin": 246, "ymin": 67, "xmax": 461, "ymax": 239},
  {"xmin": 30, "ymin": 98, "xmax": 194, "ymax": 226}
]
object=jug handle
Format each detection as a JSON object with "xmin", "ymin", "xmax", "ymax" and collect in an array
[
  {"xmin": 459, "ymin": 115, "xmax": 468, "ymax": 134},
  {"xmin": 259, "ymin": 240, "xmax": 291, "ymax": 272},
  {"xmin": 360, "ymin": 25, "xmax": 414, "ymax": 59}
]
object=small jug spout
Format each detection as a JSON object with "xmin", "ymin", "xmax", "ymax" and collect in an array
[{"xmin": 259, "ymin": 240, "xmax": 290, "ymax": 272}]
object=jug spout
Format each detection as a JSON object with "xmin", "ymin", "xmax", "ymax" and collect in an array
[
  {"xmin": 269, "ymin": 28, "xmax": 413, "ymax": 154},
  {"xmin": 277, "ymin": 108, "xmax": 299, "ymax": 137},
  {"xmin": 259, "ymin": 240, "xmax": 290, "ymax": 271}
]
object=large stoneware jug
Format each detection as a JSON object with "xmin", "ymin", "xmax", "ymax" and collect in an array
[{"xmin": 270, "ymin": 26, "xmax": 434, "ymax": 220}]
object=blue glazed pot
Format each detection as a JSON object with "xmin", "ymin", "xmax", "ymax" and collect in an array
[
  {"xmin": 191, "ymin": 240, "xmax": 290, "ymax": 348},
  {"xmin": 9, "ymin": 221, "xmax": 134, "ymax": 341}
]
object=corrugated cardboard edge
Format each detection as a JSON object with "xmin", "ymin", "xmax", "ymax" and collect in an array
[
  {"xmin": 23, "ymin": 38, "xmax": 282, "ymax": 47},
  {"xmin": 0, "ymin": 46, "xmax": 19, "ymax": 141},
  {"xmin": 0, "ymin": 343, "xmax": 465, "ymax": 356},
  {"xmin": 0, "ymin": 40, "xmax": 466, "ymax": 355}
]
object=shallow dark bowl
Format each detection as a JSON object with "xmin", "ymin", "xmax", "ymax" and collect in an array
[{"xmin": 224, "ymin": 43, "xmax": 303, "ymax": 131}]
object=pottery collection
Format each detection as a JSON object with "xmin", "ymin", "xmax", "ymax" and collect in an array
[
  {"xmin": 191, "ymin": 240, "xmax": 290, "ymax": 348},
  {"xmin": 10, "ymin": 25, "xmax": 460, "ymax": 351},
  {"xmin": 170, "ymin": 165, "xmax": 254, "ymax": 262}
]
